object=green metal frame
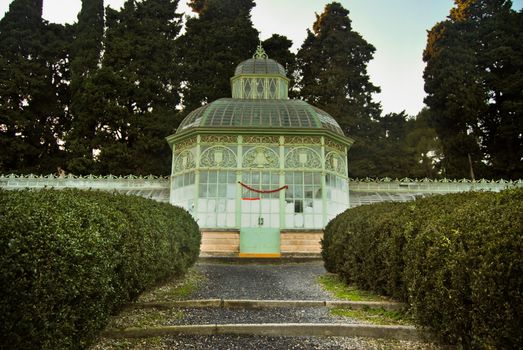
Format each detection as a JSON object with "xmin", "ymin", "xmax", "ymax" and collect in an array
[{"xmin": 168, "ymin": 130, "xmax": 352, "ymax": 231}]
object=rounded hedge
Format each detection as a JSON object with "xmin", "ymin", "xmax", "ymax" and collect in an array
[
  {"xmin": 322, "ymin": 188, "xmax": 523, "ymax": 348},
  {"xmin": 0, "ymin": 189, "xmax": 201, "ymax": 349}
]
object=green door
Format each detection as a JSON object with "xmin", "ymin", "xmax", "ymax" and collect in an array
[
  {"xmin": 239, "ymin": 184, "xmax": 281, "ymax": 257},
  {"xmin": 240, "ymin": 227, "xmax": 280, "ymax": 257}
]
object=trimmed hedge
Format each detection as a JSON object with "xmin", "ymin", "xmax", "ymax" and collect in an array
[
  {"xmin": 0, "ymin": 189, "xmax": 200, "ymax": 349},
  {"xmin": 322, "ymin": 189, "xmax": 523, "ymax": 348}
]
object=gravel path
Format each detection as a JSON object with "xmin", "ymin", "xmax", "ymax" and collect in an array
[
  {"xmin": 189, "ymin": 260, "xmax": 333, "ymax": 301},
  {"xmin": 93, "ymin": 260, "xmax": 442, "ymax": 349},
  {"xmin": 162, "ymin": 334, "xmax": 441, "ymax": 350},
  {"xmin": 167, "ymin": 307, "xmax": 351, "ymax": 326}
]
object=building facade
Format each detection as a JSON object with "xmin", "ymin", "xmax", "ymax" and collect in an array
[{"xmin": 166, "ymin": 46, "xmax": 353, "ymax": 257}]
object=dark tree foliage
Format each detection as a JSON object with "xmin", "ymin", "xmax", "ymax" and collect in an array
[
  {"xmin": 88, "ymin": 0, "xmax": 183, "ymax": 175},
  {"xmin": 424, "ymin": 0, "xmax": 523, "ymax": 179},
  {"xmin": 374, "ymin": 110, "xmax": 441, "ymax": 179},
  {"xmin": 177, "ymin": 0, "xmax": 259, "ymax": 112},
  {"xmin": 66, "ymin": 0, "xmax": 104, "ymax": 174},
  {"xmin": 261, "ymin": 34, "xmax": 297, "ymax": 95},
  {"xmin": 295, "ymin": 2, "xmax": 382, "ymax": 178},
  {"xmin": 0, "ymin": 0, "xmax": 71, "ymax": 174}
]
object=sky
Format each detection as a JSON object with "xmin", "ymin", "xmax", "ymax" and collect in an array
[{"xmin": 1, "ymin": 0, "xmax": 522, "ymax": 116}]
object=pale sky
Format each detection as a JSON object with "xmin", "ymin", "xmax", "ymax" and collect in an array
[{"xmin": 1, "ymin": 0, "xmax": 522, "ymax": 116}]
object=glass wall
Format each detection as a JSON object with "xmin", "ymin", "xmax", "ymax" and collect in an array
[
  {"xmin": 325, "ymin": 173, "xmax": 349, "ymax": 222},
  {"xmin": 171, "ymin": 135, "xmax": 349, "ymax": 231},
  {"xmin": 284, "ymin": 171, "xmax": 323, "ymax": 229},
  {"xmin": 171, "ymin": 172, "xmax": 196, "ymax": 214},
  {"xmin": 197, "ymin": 170, "xmax": 236, "ymax": 228}
]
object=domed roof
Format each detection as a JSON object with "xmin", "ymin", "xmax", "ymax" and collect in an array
[
  {"xmin": 234, "ymin": 58, "xmax": 286, "ymax": 76},
  {"xmin": 176, "ymin": 98, "xmax": 344, "ymax": 136},
  {"xmin": 234, "ymin": 44, "xmax": 286, "ymax": 76}
]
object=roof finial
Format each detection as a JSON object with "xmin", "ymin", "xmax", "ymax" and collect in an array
[{"xmin": 253, "ymin": 42, "xmax": 268, "ymax": 59}]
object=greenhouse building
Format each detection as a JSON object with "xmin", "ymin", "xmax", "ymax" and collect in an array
[{"xmin": 166, "ymin": 45, "xmax": 353, "ymax": 257}]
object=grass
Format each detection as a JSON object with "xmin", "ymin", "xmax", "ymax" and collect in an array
[
  {"xmin": 330, "ymin": 307, "xmax": 412, "ymax": 326},
  {"xmin": 317, "ymin": 273, "xmax": 389, "ymax": 301},
  {"xmin": 90, "ymin": 268, "xmax": 205, "ymax": 349},
  {"xmin": 137, "ymin": 267, "xmax": 206, "ymax": 302},
  {"xmin": 318, "ymin": 273, "xmax": 413, "ymax": 326}
]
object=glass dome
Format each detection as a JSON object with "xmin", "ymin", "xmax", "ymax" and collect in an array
[
  {"xmin": 176, "ymin": 99, "xmax": 345, "ymax": 136},
  {"xmin": 234, "ymin": 58, "xmax": 286, "ymax": 76}
]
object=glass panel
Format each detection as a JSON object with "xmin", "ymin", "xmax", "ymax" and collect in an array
[
  {"xmin": 244, "ymin": 79, "xmax": 251, "ymax": 97},
  {"xmin": 294, "ymin": 213, "xmax": 304, "ymax": 228},
  {"xmin": 262, "ymin": 172, "xmax": 270, "ymax": 184},
  {"xmin": 304, "ymin": 214, "xmax": 314, "ymax": 228},
  {"xmin": 227, "ymin": 213, "xmax": 235, "ymax": 227},
  {"xmin": 269, "ymin": 78, "xmax": 276, "ymax": 97},
  {"xmin": 295, "ymin": 199, "xmax": 303, "ymax": 213},
  {"xmin": 314, "ymin": 215, "xmax": 323, "ymax": 228},
  {"xmin": 199, "ymin": 184, "xmax": 207, "ymax": 197},
  {"xmin": 257, "ymin": 79, "xmax": 264, "ymax": 97}
]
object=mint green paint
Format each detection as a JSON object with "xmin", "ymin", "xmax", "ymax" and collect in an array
[
  {"xmin": 240, "ymin": 228, "xmax": 280, "ymax": 254},
  {"xmin": 321, "ymin": 136, "xmax": 327, "ymax": 226},
  {"xmin": 279, "ymin": 135, "xmax": 286, "ymax": 229},
  {"xmin": 236, "ymin": 136, "xmax": 244, "ymax": 228}
]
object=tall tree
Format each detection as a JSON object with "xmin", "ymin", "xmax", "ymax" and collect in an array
[
  {"xmin": 295, "ymin": 2, "xmax": 382, "ymax": 178},
  {"xmin": 403, "ymin": 109, "xmax": 442, "ymax": 179},
  {"xmin": 91, "ymin": 0, "xmax": 183, "ymax": 175},
  {"xmin": 66, "ymin": 0, "xmax": 105, "ymax": 174},
  {"xmin": 424, "ymin": 0, "xmax": 522, "ymax": 179},
  {"xmin": 0, "ymin": 0, "xmax": 71, "ymax": 174},
  {"xmin": 177, "ymin": 0, "xmax": 259, "ymax": 112},
  {"xmin": 262, "ymin": 34, "xmax": 296, "ymax": 94}
]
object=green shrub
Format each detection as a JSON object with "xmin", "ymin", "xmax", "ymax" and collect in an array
[
  {"xmin": 322, "ymin": 188, "xmax": 523, "ymax": 348},
  {"xmin": 0, "ymin": 189, "xmax": 200, "ymax": 349}
]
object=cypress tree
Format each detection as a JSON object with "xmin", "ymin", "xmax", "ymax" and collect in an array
[
  {"xmin": 66, "ymin": 0, "xmax": 105, "ymax": 174},
  {"xmin": 177, "ymin": 0, "xmax": 259, "ymax": 112},
  {"xmin": 262, "ymin": 34, "xmax": 297, "ymax": 96},
  {"xmin": 0, "ymin": 0, "xmax": 71, "ymax": 174},
  {"xmin": 92, "ymin": 0, "xmax": 183, "ymax": 175},
  {"xmin": 295, "ymin": 2, "xmax": 382, "ymax": 178},
  {"xmin": 424, "ymin": 0, "xmax": 522, "ymax": 179}
]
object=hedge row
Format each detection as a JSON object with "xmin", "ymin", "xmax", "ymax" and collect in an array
[
  {"xmin": 322, "ymin": 189, "xmax": 523, "ymax": 348},
  {"xmin": 0, "ymin": 189, "xmax": 201, "ymax": 350}
]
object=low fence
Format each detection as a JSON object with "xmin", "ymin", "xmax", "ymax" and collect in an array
[
  {"xmin": 0, "ymin": 174, "xmax": 170, "ymax": 203},
  {"xmin": 1, "ymin": 174, "xmax": 521, "ymax": 208},
  {"xmin": 348, "ymin": 177, "xmax": 523, "ymax": 207}
]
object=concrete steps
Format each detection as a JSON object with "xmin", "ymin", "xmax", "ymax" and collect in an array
[{"xmin": 101, "ymin": 298, "xmax": 432, "ymax": 342}]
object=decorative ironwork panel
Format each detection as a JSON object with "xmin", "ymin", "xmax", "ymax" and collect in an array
[
  {"xmin": 175, "ymin": 137, "xmax": 197, "ymax": 153},
  {"xmin": 200, "ymin": 135, "xmax": 237, "ymax": 144},
  {"xmin": 200, "ymin": 146, "xmax": 237, "ymax": 168},
  {"xmin": 285, "ymin": 136, "xmax": 321, "ymax": 145},
  {"xmin": 285, "ymin": 147, "xmax": 322, "ymax": 169},
  {"xmin": 325, "ymin": 151, "xmax": 347, "ymax": 175},
  {"xmin": 243, "ymin": 135, "xmax": 279, "ymax": 144},
  {"xmin": 173, "ymin": 150, "xmax": 196, "ymax": 173},
  {"xmin": 325, "ymin": 139, "xmax": 345, "ymax": 153},
  {"xmin": 242, "ymin": 146, "xmax": 279, "ymax": 168}
]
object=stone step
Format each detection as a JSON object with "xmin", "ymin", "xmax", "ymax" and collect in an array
[
  {"xmin": 131, "ymin": 299, "xmax": 404, "ymax": 311},
  {"xmin": 102, "ymin": 323, "xmax": 426, "ymax": 342}
]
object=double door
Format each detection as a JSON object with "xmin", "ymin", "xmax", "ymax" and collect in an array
[{"xmin": 239, "ymin": 172, "xmax": 281, "ymax": 257}]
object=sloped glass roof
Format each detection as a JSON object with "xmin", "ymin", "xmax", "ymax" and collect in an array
[{"xmin": 176, "ymin": 98, "xmax": 344, "ymax": 136}]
